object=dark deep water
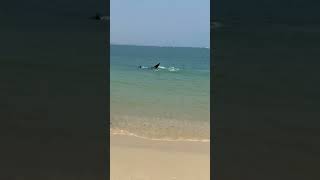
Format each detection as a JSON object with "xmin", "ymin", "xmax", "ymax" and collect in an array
[
  {"xmin": 0, "ymin": 0, "xmax": 108, "ymax": 179},
  {"xmin": 212, "ymin": 0, "xmax": 320, "ymax": 179}
]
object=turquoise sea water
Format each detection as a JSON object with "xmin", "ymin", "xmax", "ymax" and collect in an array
[{"xmin": 111, "ymin": 45, "xmax": 210, "ymax": 141}]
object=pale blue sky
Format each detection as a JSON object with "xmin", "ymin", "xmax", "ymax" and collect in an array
[{"xmin": 110, "ymin": 0, "xmax": 210, "ymax": 47}]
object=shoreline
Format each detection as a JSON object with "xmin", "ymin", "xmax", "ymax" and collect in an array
[
  {"xmin": 111, "ymin": 134, "xmax": 210, "ymax": 180},
  {"xmin": 111, "ymin": 128, "xmax": 210, "ymax": 143}
]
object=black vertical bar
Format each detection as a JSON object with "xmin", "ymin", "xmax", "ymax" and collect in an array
[
  {"xmin": 212, "ymin": 0, "xmax": 320, "ymax": 179},
  {"xmin": 0, "ymin": 0, "xmax": 110, "ymax": 179}
]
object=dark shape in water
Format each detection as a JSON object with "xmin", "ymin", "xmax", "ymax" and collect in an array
[
  {"xmin": 138, "ymin": 63, "xmax": 160, "ymax": 70},
  {"xmin": 153, "ymin": 63, "xmax": 160, "ymax": 69}
]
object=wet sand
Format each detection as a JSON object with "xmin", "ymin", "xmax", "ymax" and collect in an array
[{"xmin": 111, "ymin": 134, "xmax": 210, "ymax": 180}]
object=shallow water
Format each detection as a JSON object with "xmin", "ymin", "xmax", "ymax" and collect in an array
[{"xmin": 110, "ymin": 45, "xmax": 210, "ymax": 141}]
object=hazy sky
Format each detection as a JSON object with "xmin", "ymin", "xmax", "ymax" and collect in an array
[{"xmin": 110, "ymin": 0, "xmax": 210, "ymax": 47}]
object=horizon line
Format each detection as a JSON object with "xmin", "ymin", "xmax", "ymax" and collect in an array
[{"xmin": 110, "ymin": 43, "xmax": 210, "ymax": 49}]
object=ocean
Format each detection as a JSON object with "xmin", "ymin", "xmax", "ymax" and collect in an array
[{"xmin": 110, "ymin": 45, "xmax": 210, "ymax": 141}]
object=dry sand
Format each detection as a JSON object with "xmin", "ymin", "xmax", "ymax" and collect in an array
[{"xmin": 111, "ymin": 134, "xmax": 210, "ymax": 180}]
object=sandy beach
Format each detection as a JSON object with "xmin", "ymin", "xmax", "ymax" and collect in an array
[{"xmin": 111, "ymin": 134, "xmax": 210, "ymax": 180}]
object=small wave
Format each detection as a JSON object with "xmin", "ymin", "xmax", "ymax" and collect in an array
[
  {"xmin": 167, "ymin": 67, "xmax": 180, "ymax": 72},
  {"xmin": 111, "ymin": 128, "xmax": 210, "ymax": 142},
  {"xmin": 140, "ymin": 66, "xmax": 180, "ymax": 72},
  {"xmin": 140, "ymin": 66, "xmax": 149, "ymax": 69},
  {"xmin": 111, "ymin": 115, "xmax": 210, "ymax": 142}
]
